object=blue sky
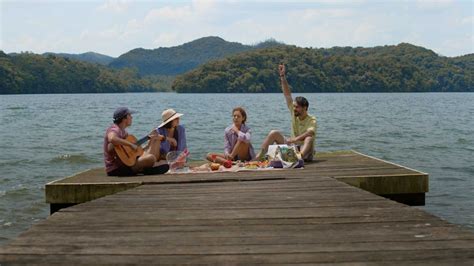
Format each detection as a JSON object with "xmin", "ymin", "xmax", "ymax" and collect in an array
[{"xmin": 1, "ymin": 0, "xmax": 473, "ymax": 57}]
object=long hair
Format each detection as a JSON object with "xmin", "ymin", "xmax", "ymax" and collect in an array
[
  {"xmin": 232, "ymin": 107, "xmax": 247, "ymax": 124},
  {"xmin": 163, "ymin": 121, "xmax": 179, "ymax": 148}
]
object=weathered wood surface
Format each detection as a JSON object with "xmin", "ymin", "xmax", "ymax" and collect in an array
[
  {"xmin": 45, "ymin": 150, "xmax": 428, "ymax": 206},
  {"xmin": 1, "ymin": 176, "xmax": 473, "ymax": 264}
]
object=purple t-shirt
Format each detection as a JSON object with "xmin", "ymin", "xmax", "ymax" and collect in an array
[
  {"xmin": 103, "ymin": 124, "xmax": 128, "ymax": 173},
  {"xmin": 224, "ymin": 124, "xmax": 256, "ymax": 160}
]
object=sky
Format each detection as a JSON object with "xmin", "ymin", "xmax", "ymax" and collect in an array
[{"xmin": 1, "ymin": 0, "xmax": 473, "ymax": 57}]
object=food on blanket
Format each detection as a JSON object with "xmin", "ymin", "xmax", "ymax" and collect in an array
[
  {"xmin": 223, "ymin": 160, "xmax": 232, "ymax": 168},
  {"xmin": 244, "ymin": 160, "xmax": 269, "ymax": 169},
  {"xmin": 210, "ymin": 163, "xmax": 220, "ymax": 171},
  {"xmin": 245, "ymin": 164, "xmax": 258, "ymax": 169},
  {"xmin": 192, "ymin": 163, "xmax": 211, "ymax": 172}
]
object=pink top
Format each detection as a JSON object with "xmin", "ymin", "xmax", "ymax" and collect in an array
[{"xmin": 103, "ymin": 124, "xmax": 128, "ymax": 173}]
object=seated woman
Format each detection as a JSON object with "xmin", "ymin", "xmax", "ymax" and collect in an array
[
  {"xmin": 207, "ymin": 107, "xmax": 255, "ymax": 165},
  {"xmin": 156, "ymin": 108, "xmax": 187, "ymax": 161}
]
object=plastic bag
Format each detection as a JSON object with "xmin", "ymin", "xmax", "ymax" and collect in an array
[
  {"xmin": 267, "ymin": 144, "xmax": 303, "ymax": 168},
  {"xmin": 166, "ymin": 148, "xmax": 189, "ymax": 172}
]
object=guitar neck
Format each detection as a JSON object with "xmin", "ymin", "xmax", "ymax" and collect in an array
[{"xmin": 136, "ymin": 135, "xmax": 150, "ymax": 146}]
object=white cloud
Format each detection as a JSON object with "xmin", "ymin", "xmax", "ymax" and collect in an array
[
  {"xmin": 97, "ymin": 0, "xmax": 130, "ymax": 13},
  {"xmin": 144, "ymin": 0, "xmax": 218, "ymax": 25},
  {"xmin": 3, "ymin": 0, "xmax": 472, "ymax": 57},
  {"xmin": 437, "ymin": 35, "xmax": 474, "ymax": 56},
  {"xmin": 460, "ymin": 16, "xmax": 474, "ymax": 25},
  {"xmin": 145, "ymin": 6, "xmax": 193, "ymax": 24},
  {"xmin": 415, "ymin": 0, "xmax": 455, "ymax": 10},
  {"xmin": 153, "ymin": 32, "xmax": 181, "ymax": 47},
  {"xmin": 292, "ymin": 8, "xmax": 354, "ymax": 21}
]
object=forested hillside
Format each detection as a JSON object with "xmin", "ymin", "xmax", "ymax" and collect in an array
[
  {"xmin": 42, "ymin": 52, "xmax": 115, "ymax": 65},
  {"xmin": 2, "ymin": 38, "xmax": 472, "ymax": 94},
  {"xmin": 172, "ymin": 44, "xmax": 473, "ymax": 93},
  {"xmin": 109, "ymin": 36, "xmax": 284, "ymax": 76},
  {"xmin": 0, "ymin": 52, "xmax": 167, "ymax": 94}
]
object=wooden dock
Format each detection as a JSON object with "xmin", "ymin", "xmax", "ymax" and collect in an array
[
  {"xmin": 45, "ymin": 150, "xmax": 428, "ymax": 214},
  {"xmin": 1, "ymin": 151, "xmax": 473, "ymax": 264}
]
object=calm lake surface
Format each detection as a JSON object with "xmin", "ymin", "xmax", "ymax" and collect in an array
[{"xmin": 0, "ymin": 92, "xmax": 473, "ymax": 245}]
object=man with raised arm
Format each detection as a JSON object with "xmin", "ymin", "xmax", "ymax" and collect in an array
[{"xmin": 256, "ymin": 64, "xmax": 317, "ymax": 162}]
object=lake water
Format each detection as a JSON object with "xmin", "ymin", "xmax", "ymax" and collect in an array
[{"xmin": 0, "ymin": 92, "xmax": 473, "ymax": 245}]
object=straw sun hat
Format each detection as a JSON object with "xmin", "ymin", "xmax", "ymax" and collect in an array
[{"xmin": 158, "ymin": 109, "xmax": 183, "ymax": 128}]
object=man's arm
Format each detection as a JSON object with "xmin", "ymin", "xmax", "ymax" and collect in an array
[
  {"xmin": 108, "ymin": 131, "xmax": 137, "ymax": 151},
  {"xmin": 289, "ymin": 130, "xmax": 315, "ymax": 143},
  {"xmin": 279, "ymin": 64, "xmax": 293, "ymax": 108}
]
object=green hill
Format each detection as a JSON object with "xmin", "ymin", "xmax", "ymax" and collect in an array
[
  {"xmin": 43, "ymin": 52, "xmax": 115, "ymax": 65},
  {"xmin": 0, "ymin": 51, "xmax": 166, "ymax": 94},
  {"xmin": 2, "ymin": 38, "xmax": 472, "ymax": 94},
  {"xmin": 109, "ymin": 36, "xmax": 284, "ymax": 76},
  {"xmin": 172, "ymin": 44, "xmax": 474, "ymax": 93}
]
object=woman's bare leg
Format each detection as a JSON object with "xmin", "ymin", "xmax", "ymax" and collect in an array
[
  {"xmin": 206, "ymin": 152, "xmax": 228, "ymax": 164},
  {"xmin": 230, "ymin": 140, "xmax": 250, "ymax": 161}
]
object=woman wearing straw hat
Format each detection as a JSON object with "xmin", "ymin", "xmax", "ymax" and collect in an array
[{"xmin": 155, "ymin": 108, "xmax": 187, "ymax": 160}]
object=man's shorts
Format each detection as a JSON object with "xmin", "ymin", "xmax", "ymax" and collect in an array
[{"xmin": 107, "ymin": 165, "xmax": 135, "ymax": 176}]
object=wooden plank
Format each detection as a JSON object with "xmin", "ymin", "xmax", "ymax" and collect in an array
[{"xmin": 1, "ymin": 251, "xmax": 473, "ymax": 265}]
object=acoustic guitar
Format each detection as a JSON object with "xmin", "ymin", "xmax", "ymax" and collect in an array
[{"xmin": 114, "ymin": 135, "xmax": 150, "ymax": 167}]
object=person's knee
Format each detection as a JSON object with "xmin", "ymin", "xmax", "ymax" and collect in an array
[
  {"xmin": 236, "ymin": 139, "xmax": 249, "ymax": 146},
  {"xmin": 269, "ymin": 130, "xmax": 280, "ymax": 137},
  {"xmin": 304, "ymin": 135, "xmax": 314, "ymax": 143},
  {"xmin": 133, "ymin": 154, "xmax": 155, "ymax": 172},
  {"xmin": 144, "ymin": 154, "xmax": 156, "ymax": 166}
]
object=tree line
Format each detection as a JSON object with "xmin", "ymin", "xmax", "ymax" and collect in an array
[
  {"xmin": 0, "ymin": 51, "xmax": 168, "ymax": 94},
  {"xmin": 172, "ymin": 43, "xmax": 473, "ymax": 93},
  {"xmin": 2, "ymin": 42, "xmax": 472, "ymax": 94}
]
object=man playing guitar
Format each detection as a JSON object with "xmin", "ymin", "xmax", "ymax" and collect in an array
[{"xmin": 103, "ymin": 107, "xmax": 168, "ymax": 176}]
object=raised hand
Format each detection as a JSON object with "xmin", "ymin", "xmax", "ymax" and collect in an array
[{"xmin": 279, "ymin": 64, "xmax": 286, "ymax": 77}]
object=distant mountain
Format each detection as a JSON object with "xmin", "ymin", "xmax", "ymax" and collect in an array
[
  {"xmin": 109, "ymin": 36, "xmax": 285, "ymax": 76},
  {"xmin": 3, "ymin": 37, "xmax": 472, "ymax": 94},
  {"xmin": 0, "ymin": 51, "xmax": 166, "ymax": 94},
  {"xmin": 172, "ymin": 43, "xmax": 474, "ymax": 93},
  {"xmin": 42, "ymin": 52, "xmax": 115, "ymax": 65}
]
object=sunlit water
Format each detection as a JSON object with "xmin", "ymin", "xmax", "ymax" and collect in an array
[{"xmin": 1, "ymin": 92, "xmax": 473, "ymax": 245}]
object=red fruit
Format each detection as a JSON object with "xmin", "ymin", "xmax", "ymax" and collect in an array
[{"xmin": 223, "ymin": 160, "xmax": 232, "ymax": 168}]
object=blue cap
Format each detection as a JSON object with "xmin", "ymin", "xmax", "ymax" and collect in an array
[{"xmin": 113, "ymin": 107, "xmax": 135, "ymax": 122}]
